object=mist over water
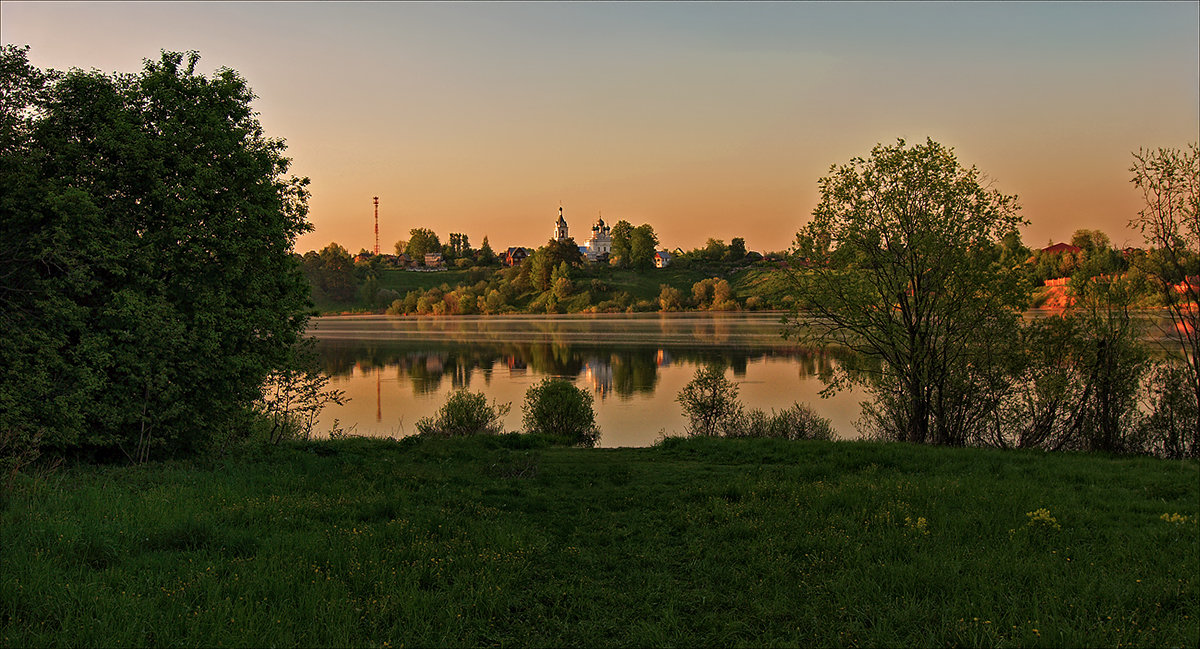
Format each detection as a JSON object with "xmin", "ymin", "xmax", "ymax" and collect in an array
[{"xmin": 308, "ymin": 314, "xmax": 866, "ymax": 446}]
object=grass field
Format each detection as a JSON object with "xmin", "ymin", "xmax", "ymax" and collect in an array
[{"xmin": 5, "ymin": 436, "xmax": 1194, "ymax": 647}]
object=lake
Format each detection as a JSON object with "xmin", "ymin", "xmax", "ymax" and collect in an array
[{"xmin": 308, "ymin": 313, "xmax": 867, "ymax": 446}]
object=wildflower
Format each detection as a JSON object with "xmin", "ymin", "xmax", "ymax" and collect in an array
[
  {"xmin": 1025, "ymin": 508, "xmax": 1061, "ymax": 530},
  {"xmin": 904, "ymin": 516, "xmax": 930, "ymax": 535}
]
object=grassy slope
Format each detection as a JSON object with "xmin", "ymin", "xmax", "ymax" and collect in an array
[
  {"xmin": 2, "ymin": 437, "xmax": 1196, "ymax": 647},
  {"xmin": 321, "ymin": 264, "xmax": 796, "ymax": 314},
  {"xmin": 375, "ymin": 268, "xmax": 474, "ymax": 296}
]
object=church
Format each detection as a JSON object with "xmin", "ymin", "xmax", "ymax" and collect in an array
[{"xmin": 553, "ymin": 207, "xmax": 611, "ymax": 263}]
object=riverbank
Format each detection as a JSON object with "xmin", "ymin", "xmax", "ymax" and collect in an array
[
  {"xmin": 314, "ymin": 263, "xmax": 1180, "ymax": 319},
  {"xmin": 3, "ymin": 436, "xmax": 1196, "ymax": 647},
  {"xmin": 311, "ymin": 263, "xmax": 801, "ymax": 315}
]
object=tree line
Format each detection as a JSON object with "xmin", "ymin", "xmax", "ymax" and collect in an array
[
  {"xmin": 788, "ymin": 138, "xmax": 1198, "ymax": 458},
  {"xmin": 3, "ymin": 46, "xmax": 1194, "ymax": 468}
]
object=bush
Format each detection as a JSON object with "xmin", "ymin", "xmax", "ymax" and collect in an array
[
  {"xmin": 1, "ymin": 48, "xmax": 312, "ymax": 460},
  {"xmin": 376, "ymin": 288, "xmax": 400, "ymax": 308},
  {"xmin": 522, "ymin": 379, "xmax": 600, "ymax": 447},
  {"xmin": 676, "ymin": 365, "xmax": 742, "ymax": 437},
  {"xmin": 1139, "ymin": 360, "xmax": 1199, "ymax": 459},
  {"xmin": 416, "ymin": 391, "xmax": 510, "ymax": 438},
  {"xmin": 255, "ymin": 343, "xmax": 348, "ymax": 445},
  {"xmin": 658, "ymin": 285, "xmax": 685, "ymax": 311},
  {"xmin": 728, "ymin": 404, "xmax": 835, "ymax": 441}
]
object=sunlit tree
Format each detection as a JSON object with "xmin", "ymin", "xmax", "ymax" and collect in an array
[
  {"xmin": 788, "ymin": 138, "xmax": 1027, "ymax": 446},
  {"xmin": 405, "ymin": 228, "xmax": 441, "ymax": 264}
]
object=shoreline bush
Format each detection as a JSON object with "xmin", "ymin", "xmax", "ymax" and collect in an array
[
  {"xmin": 676, "ymin": 365, "xmax": 743, "ymax": 437},
  {"xmin": 416, "ymin": 390, "xmax": 510, "ymax": 438},
  {"xmin": 522, "ymin": 378, "xmax": 600, "ymax": 447}
]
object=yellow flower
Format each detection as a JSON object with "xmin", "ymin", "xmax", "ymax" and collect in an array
[
  {"xmin": 904, "ymin": 515, "xmax": 930, "ymax": 535},
  {"xmin": 1025, "ymin": 508, "xmax": 1061, "ymax": 530}
]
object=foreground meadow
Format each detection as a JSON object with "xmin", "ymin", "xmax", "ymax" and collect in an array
[{"xmin": 2, "ymin": 436, "xmax": 1196, "ymax": 648}]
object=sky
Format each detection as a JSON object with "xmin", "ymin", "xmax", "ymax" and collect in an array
[{"xmin": 3, "ymin": 1, "xmax": 1197, "ymax": 254}]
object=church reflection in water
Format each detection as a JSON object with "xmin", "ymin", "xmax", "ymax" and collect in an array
[
  {"xmin": 325, "ymin": 337, "xmax": 849, "ymax": 404},
  {"xmin": 308, "ymin": 314, "xmax": 866, "ymax": 444}
]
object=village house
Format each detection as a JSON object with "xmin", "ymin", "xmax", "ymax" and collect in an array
[
  {"xmin": 1041, "ymin": 242, "xmax": 1082, "ymax": 255},
  {"xmin": 424, "ymin": 252, "xmax": 443, "ymax": 268},
  {"xmin": 1026, "ymin": 242, "xmax": 1083, "ymax": 264},
  {"xmin": 655, "ymin": 250, "xmax": 672, "ymax": 268},
  {"xmin": 504, "ymin": 247, "xmax": 528, "ymax": 267}
]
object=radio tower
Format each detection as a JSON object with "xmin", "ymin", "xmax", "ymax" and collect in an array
[{"xmin": 373, "ymin": 196, "xmax": 380, "ymax": 255}]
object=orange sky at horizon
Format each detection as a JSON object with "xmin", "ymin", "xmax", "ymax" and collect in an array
[
  {"xmin": 3, "ymin": 2, "xmax": 1196, "ymax": 255},
  {"xmin": 286, "ymin": 122, "xmax": 1166, "ymax": 256}
]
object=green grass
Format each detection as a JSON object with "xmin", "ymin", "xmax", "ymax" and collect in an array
[
  {"xmin": 375, "ymin": 268, "xmax": 474, "ymax": 296},
  {"xmin": 371, "ymin": 263, "xmax": 777, "ymax": 313},
  {"xmin": 730, "ymin": 266, "xmax": 801, "ymax": 308},
  {"xmin": 6, "ymin": 436, "xmax": 1194, "ymax": 647},
  {"xmin": 309, "ymin": 268, "xmax": 476, "ymax": 313},
  {"xmin": 587, "ymin": 264, "xmax": 721, "ymax": 302}
]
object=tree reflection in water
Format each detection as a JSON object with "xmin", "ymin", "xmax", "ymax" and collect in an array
[
  {"xmin": 311, "ymin": 316, "xmax": 857, "ymax": 402},
  {"xmin": 306, "ymin": 314, "xmax": 861, "ymax": 443}
]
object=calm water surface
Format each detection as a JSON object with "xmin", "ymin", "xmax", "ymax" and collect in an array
[{"xmin": 308, "ymin": 313, "xmax": 866, "ymax": 446}]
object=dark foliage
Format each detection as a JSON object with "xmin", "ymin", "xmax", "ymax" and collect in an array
[
  {"xmin": 0, "ymin": 46, "xmax": 312, "ymax": 460},
  {"xmin": 522, "ymin": 378, "xmax": 600, "ymax": 447}
]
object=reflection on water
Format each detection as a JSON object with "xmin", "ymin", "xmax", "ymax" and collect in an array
[{"xmin": 308, "ymin": 314, "xmax": 865, "ymax": 446}]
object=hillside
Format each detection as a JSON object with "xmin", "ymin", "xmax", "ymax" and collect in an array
[{"xmin": 312, "ymin": 262, "xmax": 803, "ymax": 315}]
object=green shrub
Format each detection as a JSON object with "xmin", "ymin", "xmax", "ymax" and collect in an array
[
  {"xmin": 1139, "ymin": 360, "xmax": 1199, "ymax": 459},
  {"xmin": 522, "ymin": 379, "xmax": 600, "ymax": 447},
  {"xmin": 728, "ymin": 404, "xmax": 835, "ymax": 440},
  {"xmin": 676, "ymin": 365, "xmax": 742, "ymax": 437},
  {"xmin": 376, "ymin": 288, "xmax": 400, "ymax": 308},
  {"xmin": 658, "ymin": 285, "xmax": 685, "ymax": 311},
  {"xmin": 416, "ymin": 391, "xmax": 510, "ymax": 438}
]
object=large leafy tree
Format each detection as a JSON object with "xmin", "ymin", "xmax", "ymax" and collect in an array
[
  {"xmin": 300, "ymin": 243, "xmax": 356, "ymax": 301},
  {"xmin": 526, "ymin": 238, "xmax": 582, "ymax": 292},
  {"xmin": 629, "ymin": 224, "xmax": 660, "ymax": 270},
  {"xmin": 0, "ymin": 47, "xmax": 312, "ymax": 458},
  {"xmin": 789, "ymin": 138, "xmax": 1027, "ymax": 446},
  {"xmin": 405, "ymin": 228, "xmax": 441, "ymax": 264},
  {"xmin": 477, "ymin": 235, "xmax": 496, "ymax": 265},
  {"xmin": 609, "ymin": 220, "xmax": 633, "ymax": 267},
  {"xmin": 728, "ymin": 237, "xmax": 747, "ymax": 262}
]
